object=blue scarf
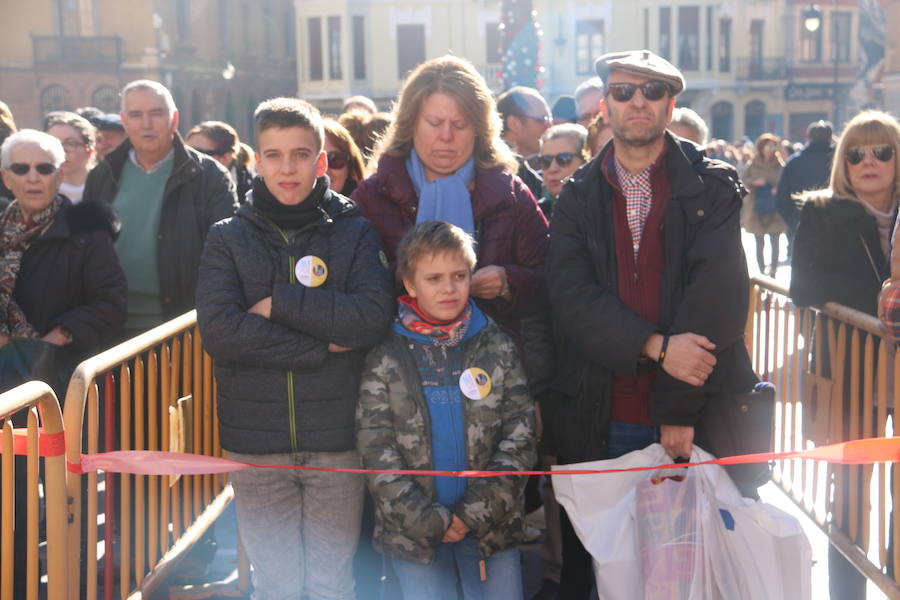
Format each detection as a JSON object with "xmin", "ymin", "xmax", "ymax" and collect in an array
[{"xmin": 405, "ymin": 150, "xmax": 476, "ymax": 236}]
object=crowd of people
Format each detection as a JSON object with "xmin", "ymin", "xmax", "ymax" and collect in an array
[{"xmin": 1, "ymin": 44, "xmax": 899, "ymax": 600}]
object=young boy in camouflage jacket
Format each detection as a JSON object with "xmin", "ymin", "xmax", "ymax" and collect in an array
[{"xmin": 356, "ymin": 221, "xmax": 536, "ymax": 599}]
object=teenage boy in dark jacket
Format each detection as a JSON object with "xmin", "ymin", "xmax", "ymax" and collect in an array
[{"xmin": 196, "ymin": 97, "xmax": 394, "ymax": 600}]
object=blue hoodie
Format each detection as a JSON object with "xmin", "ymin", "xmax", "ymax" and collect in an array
[{"xmin": 393, "ymin": 301, "xmax": 488, "ymax": 509}]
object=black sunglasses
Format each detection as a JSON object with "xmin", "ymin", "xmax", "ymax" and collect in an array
[
  {"xmin": 327, "ymin": 150, "xmax": 350, "ymax": 170},
  {"xmin": 195, "ymin": 147, "xmax": 228, "ymax": 157},
  {"xmin": 846, "ymin": 145, "xmax": 894, "ymax": 165},
  {"xmin": 605, "ymin": 81, "xmax": 672, "ymax": 103},
  {"xmin": 538, "ymin": 152, "xmax": 579, "ymax": 169},
  {"xmin": 8, "ymin": 163, "xmax": 57, "ymax": 176}
]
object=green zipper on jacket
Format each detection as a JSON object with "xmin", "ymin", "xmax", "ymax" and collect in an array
[
  {"xmin": 273, "ymin": 224, "xmax": 300, "ymax": 453},
  {"xmin": 255, "ymin": 198, "xmax": 347, "ymax": 453}
]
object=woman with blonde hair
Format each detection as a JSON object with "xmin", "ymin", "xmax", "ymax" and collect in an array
[
  {"xmin": 352, "ymin": 54, "xmax": 549, "ymax": 343},
  {"xmin": 743, "ymin": 133, "xmax": 786, "ymax": 275},
  {"xmin": 323, "ymin": 119, "xmax": 366, "ymax": 196},
  {"xmin": 791, "ymin": 110, "xmax": 900, "ymax": 600},
  {"xmin": 792, "ymin": 110, "xmax": 900, "ymax": 314}
]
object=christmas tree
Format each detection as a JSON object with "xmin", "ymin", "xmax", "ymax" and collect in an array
[{"xmin": 499, "ymin": 0, "xmax": 543, "ymax": 90}]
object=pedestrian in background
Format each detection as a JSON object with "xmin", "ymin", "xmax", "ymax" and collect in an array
[
  {"xmin": 742, "ymin": 133, "xmax": 786, "ymax": 276},
  {"xmin": 186, "ymin": 120, "xmax": 254, "ymax": 203},
  {"xmin": 45, "ymin": 111, "xmax": 96, "ymax": 204},
  {"xmin": 323, "ymin": 119, "xmax": 366, "ymax": 197}
]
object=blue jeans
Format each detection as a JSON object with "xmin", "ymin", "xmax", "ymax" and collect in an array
[
  {"xmin": 607, "ymin": 420, "xmax": 659, "ymax": 459},
  {"xmin": 392, "ymin": 536, "xmax": 522, "ymax": 600}
]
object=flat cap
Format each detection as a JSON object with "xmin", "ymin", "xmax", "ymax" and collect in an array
[
  {"xmin": 90, "ymin": 113, "xmax": 124, "ymax": 132},
  {"xmin": 595, "ymin": 50, "xmax": 685, "ymax": 95}
]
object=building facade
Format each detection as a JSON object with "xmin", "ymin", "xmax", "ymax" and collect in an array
[
  {"xmin": 294, "ymin": 0, "xmax": 871, "ymax": 141},
  {"xmin": 0, "ymin": 0, "xmax": 297, "ymax": 141}
]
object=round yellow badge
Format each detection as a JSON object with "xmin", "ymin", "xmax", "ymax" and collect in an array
[
  {"xmin": 295, "ymin": 255, "xmax": 328, "ymax": 287},
  {"xmin": 459, "ymin": 368, "xmax": 492, "ymax": 400}
]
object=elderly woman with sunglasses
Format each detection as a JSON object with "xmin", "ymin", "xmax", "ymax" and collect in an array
[
  {"xmin": 790, "ymin": 110, "xmax": 900, "ymax": 600},
  {"xmin": 0, "ymin": 129, "xmax": 126, "ymax": 391},
  {"xmin": 323, "ymin": 119, "xmax": 367, "ymax": 197},
  {"xmin": 536, "ymin": 123, "xmax": 590, "ymax": 220},
  {"xmin": 352, "ymin": 55, "xmax": 549, "ymax": 341}
]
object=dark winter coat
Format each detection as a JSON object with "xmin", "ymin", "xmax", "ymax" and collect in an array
[
  {"xmin": 351, "ymin": 154, "xmax": 549, "ymax": 341},
  {"xmin": 357, "ymin": 320, "xmax": 535, "ymax": 564},
  {"xmin": 790, "ymin": 194, "xmax": 890, "ymax": 316},
  {"xmin": 196, "ymin": 187, "xmax": 395, "ymax": 455},
  {"xmin": 13, "ymin": 198, "xmax": 127, "ymax": 372},
  {"xmin": 546, "ymin": 133, "xmax": 750, "ymax": 463},
  {"xmin": 775, "ymin": 141, "xmax": 834, "ymax": 233},
  {"xmin": 83, "ymin": 133, "xmax": 238, "ymax": 319}
]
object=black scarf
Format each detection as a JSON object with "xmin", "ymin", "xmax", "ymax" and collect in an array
[{"xmin": 251, "ymin": 175, "xmax": 330, "ymax": 230}]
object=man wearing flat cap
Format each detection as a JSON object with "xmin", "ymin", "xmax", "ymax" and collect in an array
[{"xmin": 546, "ymin": 50, "xmax": 759, "ymax": 597}]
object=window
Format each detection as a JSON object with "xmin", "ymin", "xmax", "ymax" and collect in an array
[
  {"xmin": 397, "ymin": 24, "xmax": 425, "ymax": 79},
  {"xmin": 218, "ymin": 1, "xmax": 230, "ymax": 58},
  {"xmin": 328, "ymin": 16, "xmax": 342, "ymax": 80},
  {"xmin": 705, "ymin": 7, "xmax": 714, "ymax": 71},
  {"xmin": 659, "ymin": 7, "xmax": 671, "ymax": 61},
  {"xmin": 677, "ymin": 7, "xmax": 699, "ymax": 71},
  {"xmin": 176, "ymin": 0, "xmax": 191, "ymax": 43},
  {"xmin": 41, "ymin": 85, "xmax": 71, "ymax": 113},
  {"xmin": 242, "ymin": 3, "xmax": 251, "ymax": 53},
  {"xmin": 485, "ymin": 22, "xmax": 501, "ymax": 64},
  {"xmin": 91, "ymin": 86, "xmax": 119, "ymax": 113},
  {"xmin": 710, "ymin": 101, "xmax": 733, "ymax": 141},
  {"xmin": 285, "ymin": 10, "xmax": 296, "ymax": 57},
  {"xmin": 263, "ymin": 5, "xmax": 273, "ymax": 57},
  {"xmin": 744, "ymin": 100, "xmax": 767, "ymax": 140},
  {"xmin": 718, "ymin": 18, "xmax": 731, "ymax": 72},
  {"xmin": 800, "ymin": 16, "xmax": 822, "ymax": 62},
  {"xmin": 575, "ymin": 20, "xmax": 604, "ymax": 75},
  {"xmin": 750, "ymin": 20, "xmax": 764, "ymax": 64},
  {"xmin": 308, "ymin": 17, "xmax": 323, "ymax": 81},
  {"xmin": 643, "ymin": 9, "xmax": 649, "ymax": 48},
  {"xmin": 833, "ymin": 12, "xmax": 851, "ymax": 62},
  {"xmin": 353, "ymin": 16, "xmax": 366, "ymax": 79}
]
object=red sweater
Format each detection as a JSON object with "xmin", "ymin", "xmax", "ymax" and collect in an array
[{"xmin": 602, "ymin": 150, "xmax": 669, "ymax": 425}]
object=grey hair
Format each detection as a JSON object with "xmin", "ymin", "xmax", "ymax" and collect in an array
[
  {"xmin": 120, "ymin": 79, "xmax": 177, "ymax": 114},
  {"xmin": 541, "ymin": 123, "xmax": 589, "ymax": 153},
  {"xmin": 574, "ymin": 77, "xmax": 604, "ymax": 103},
  {"xmin": 669, "ymin": 107, "xmax": 709, "ymax": 145},
  {"xmin": 1, "ymin": 129, "xmax": 66, "ymax": 169}
]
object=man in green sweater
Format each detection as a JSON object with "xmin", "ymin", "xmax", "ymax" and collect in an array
[{"xmin": 83, "ymin": 79, "xmax": 238, "ymax": 337}]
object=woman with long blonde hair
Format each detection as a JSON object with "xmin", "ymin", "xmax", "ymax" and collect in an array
[{"xmin": 791, "ymin": 110, "xmax": 900, "ymax": 600}]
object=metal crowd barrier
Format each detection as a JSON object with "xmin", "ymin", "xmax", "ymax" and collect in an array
[
  {"xmin": 0, "ymin": 381, "xmax": 68, "ymax": 600},
  {"xmin": 63, "ymin": 311, "xmax": 245, "ymax": 600},
  {"xmin": 748, "ymin": 274, "xmax": 900, "ymax": 598}
]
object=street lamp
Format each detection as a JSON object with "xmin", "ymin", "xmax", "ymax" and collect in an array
[
  {"xmin": 801, "ymin": 4, "xmax": 839, "ymax": 126},
  {"xmin": 802, "ymin": 5, "xmax": 822, "ymax": 33}
]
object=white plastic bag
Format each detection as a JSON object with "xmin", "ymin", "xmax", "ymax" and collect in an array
[{"xmin": 552, "ymin": 444, "xmax": 811, "ymax": 600}]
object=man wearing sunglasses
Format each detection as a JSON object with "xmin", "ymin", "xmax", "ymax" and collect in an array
[
  {"xmin": 546, "ymin": 50, "xmax": 756, "ymax": 599},
  {"xmin": 497, "ymin": 86, "xmax": 552, "ymax": 201}
]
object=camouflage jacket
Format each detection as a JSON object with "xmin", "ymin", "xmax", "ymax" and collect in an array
[{"xmin": 356, "ymin": 319, "xmax": 536, "ymax": 564}]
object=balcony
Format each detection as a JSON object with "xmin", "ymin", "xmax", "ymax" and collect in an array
[
  {"xmin": 736, "ymin": 57, "xmax": 788, "ymax": 81},
  {"xmin": 32, "ymin": 36, "xmax": 122, "ymax": 66}
]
